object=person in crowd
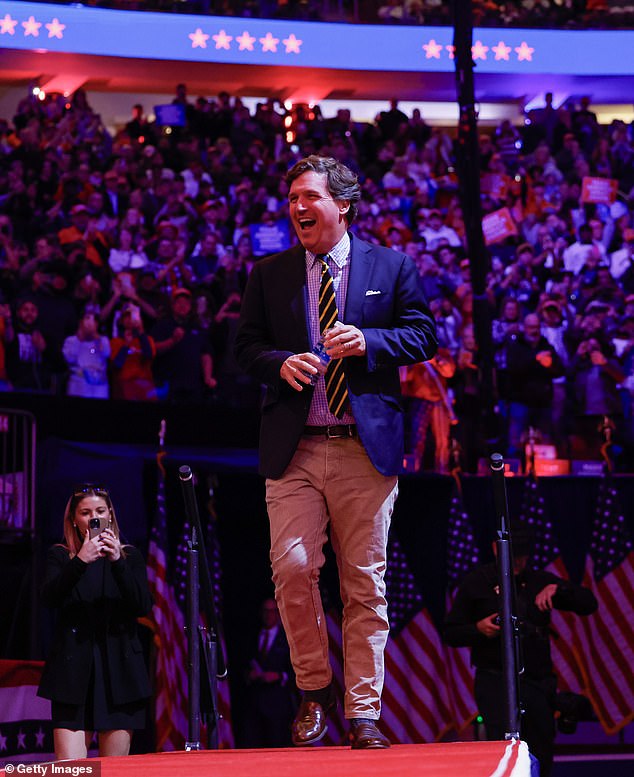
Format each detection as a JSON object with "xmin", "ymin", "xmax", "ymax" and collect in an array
[
  {"xmin": 235, "ymin": 155, "xmax": 436, "ymax": 749},
  {"xmin": 445, "ymin": 525, "xmax": 598, "ymax": 777},
  {"xmin": 243, "ymin": 598, "xmax": 297, "ymax": 748},
  {"xmin": 63, "ymin": 307, "xmax": 111, "ymax": 399},
  {"xmin": 0, "ymin": 299, "xmax": 14, "ymax": 391},
  {"xmin": 418, "ymin": 209, "xmax": 462, "ymax": 251},
  {"xmin": 58, "ymin": 204, "xmax": 109, "ymax": 269},
  {"xmin": 500, "ymin": 313, "xmax": 564, "ymax": 457},
  {"xmin": 110, "ymin": 302, "xmax": 157, "ymax": 401},
  {"xmin": 538, "ymin": 296, "xmax": 574, "ymax": 448},
  {"xmin": 37, "ymin": 484, "xmax": 153, "ymax": 759},
  {"xmin": 401, "ymin": 347, "xmax": 456, "ymax": 473},
  {"xmin": 151, "ymin": 287, "xmax": 216, "ymax": 402},
  {"xmin": 568, "ymin": 333, "xmax": 626, "ymax": 458},
  {"xmin": 5, "ymin": 295, "xmax": 63, "ymax": 393},
  {"xmin": 108, "ymin": 227, "xmax": 149, "ymax": 275}
]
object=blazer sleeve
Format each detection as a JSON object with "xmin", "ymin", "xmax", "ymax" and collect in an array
[
  {"xmin": 110, "ymin": 547, "xmax": 154, "ymax": 617},
  {"xmin": 41, "ymin": 546, "xmax": 88, "ymax": 608},
  {"xmin": 362, "ymin": 253, "xmax": 437, "ymax": 372},
  {"xmin": 234, "ymin": 260, "xmax": 295, "ymax": 390}
]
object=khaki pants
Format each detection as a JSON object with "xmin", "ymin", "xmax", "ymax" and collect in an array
[{"xmin": 266, "ymin": 434, "xmax": 398, "ymax": 719}]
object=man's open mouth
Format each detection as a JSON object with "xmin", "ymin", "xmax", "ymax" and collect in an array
[{"xmin": 298, "ymin": 218, "xmax": 316, "ymax": 230}]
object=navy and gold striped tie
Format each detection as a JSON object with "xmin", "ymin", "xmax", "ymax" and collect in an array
[{"xmin": 318, "ymin": 255, "xmax": 348, "ymax": 419}]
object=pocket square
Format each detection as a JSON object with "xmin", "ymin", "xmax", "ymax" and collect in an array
[{"xmin": 365, "ymin": 289, "xmax": 382, "ymax": 296}]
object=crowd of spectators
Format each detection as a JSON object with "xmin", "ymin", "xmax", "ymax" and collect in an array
[
  {"xmin": 31, "ymin": 0, "xmax": 634, "ymax": 28},
  {"xmin": 0, "ymin": 81, "xmax": 632, "ymax": 469}
]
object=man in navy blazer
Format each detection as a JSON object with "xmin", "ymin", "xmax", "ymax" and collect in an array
[{"xmin": 235, "ymin": 155, "xmax": 436, "ymax": 749}]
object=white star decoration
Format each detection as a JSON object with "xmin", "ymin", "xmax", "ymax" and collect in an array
[
  {"xmin": 189, "ymin": 27, "xmax": 209, "ymax": 49},
  {"xmin": 35, "ymin": 727, "xmax": 46, "ymax": 748},
  {"xmin": 283, "ymin": 33, "xmax": 302, "ymax": 54},
  {"xmin": 17, "ymin": 729, "xmax": 26, "ymax": 749},
  {"xmin": 0, "ymin": 731, "xmax": 7, "ymax": 751},
  {"xmin": 22, "ymin": 15, "xmax": 42, "ymax": 36},
  {"xmin": 212, "ymin": 29, "xmax": 232, "ymax": 50},
  {"xmin": 515, "ymin": 41, "xmax": 535, "ymax": 61},
  {"xmin": 471, "ymin": 40, "xmax": 489, "ymax": 60},
  {"xmin": 422, "ymin": 39, "xmax": 442, "ymax": 59},
  {"xmin": 492, "ymin": 41, "xmax": 511, "ymax": 60},
  {"xmin": 0, "ymin": 13, "xmax": 17, "ymax": 35},
  {"xmin": 45, "ymin": 18, "xmax": 65, "ymax": 39},
  {"xmin": 236, "ymin": 30, "xmax": 255, "ymax": 51},
  {"xmin": 259, "ymin": 32, "xmax": 279, "ymax": 52}
]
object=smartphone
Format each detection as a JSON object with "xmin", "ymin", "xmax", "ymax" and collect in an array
[{"xmin": 88, "ymin": 516, "xmax": 108, "ymax": 540}]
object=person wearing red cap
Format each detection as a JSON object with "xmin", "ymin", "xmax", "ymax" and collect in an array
[{"xmin": 58, "ymin": 204, "xmax": 108, "ymax": 267}]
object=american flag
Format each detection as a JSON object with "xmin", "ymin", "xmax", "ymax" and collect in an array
[
  {"xmin": 145, "ymin": 451, "xmax": 189, "ymax": 750},
  {"xmin": 559, "ymin": 472, "xmax": 634, "ymax": 733},
  {"xmin": 515, "ymin": 473, "xmax": 584, "ymax": 693},
  {"xmin": 444, "ymin": 478, "xmax": 480, "ymax": 731},
  {"xmin": 323, "ymin": 537, "xmax": 454, "ymax": 744},
  {"xmin": 520, "ymin": 470, "xmax": 634, "ymax": 733}
]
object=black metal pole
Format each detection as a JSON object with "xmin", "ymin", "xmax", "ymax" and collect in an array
[
  {"xmin": 452, "ymin": 0, "xmax": 497, "ymax": 441},
  {"xmin": 179, "ymin": 465, "xmax": 226, "ymax": 750},
  {"xmin": 185, "ymin": 525, "xmax": 202, "ymax": 750},
  {"xmin": 490, "ymin": 453, "xmax": 521, "ymax": 739}
]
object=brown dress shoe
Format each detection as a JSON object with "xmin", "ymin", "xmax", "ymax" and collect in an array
[
  {"xmin": 349, "ymin": 720, "xmax": 391, "ymax": 749},
  {"xmin": 291, "ymin": 699, "xmax": 332, "ymax": 746}
]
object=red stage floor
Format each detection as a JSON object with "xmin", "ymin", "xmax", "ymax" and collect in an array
[{"xmin": 1, "ymin": 741, "xmax": 530, "ymax": 777}]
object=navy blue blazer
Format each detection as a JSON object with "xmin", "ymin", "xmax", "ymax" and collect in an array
[{"xmin": 234, "ymin": 234, "xmax": 437, "ymax": 479}]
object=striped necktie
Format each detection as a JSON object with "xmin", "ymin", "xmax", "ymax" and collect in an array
[{"xmin": 318, "ymin": 255, "xmax": 348, "ymax": 419}]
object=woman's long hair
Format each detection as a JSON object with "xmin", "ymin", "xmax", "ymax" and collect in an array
[{"xmin": 61, "ymin": 484, "xmax": 125, "ymax": 558}]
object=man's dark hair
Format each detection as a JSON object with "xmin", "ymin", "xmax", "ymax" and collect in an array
[{"xmin": 286, "ymin": 155, "xmax": 361, "ymax": 225}]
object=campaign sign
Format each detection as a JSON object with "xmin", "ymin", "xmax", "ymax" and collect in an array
[
  {"xmin": 581, "ymin": 176, "xmax": 618, "ymax": 205},
  {"xmin": 482, "ymin": 207, "xmax": 517, "ymax": 245},
  {"xmin": 250, "ymin": 220, "xmax": 291, "ymax": 256}
]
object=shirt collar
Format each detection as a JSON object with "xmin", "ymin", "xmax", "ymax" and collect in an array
[{"xmin": 306, "ymin": 231, "xmax": 351, "ymax": 270}]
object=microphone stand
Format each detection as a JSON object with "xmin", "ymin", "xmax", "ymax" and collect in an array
[
  {"xmin": 179, "ymin": 465, "xmax": 227, "ymax": 750},
  {"xmin": 489, "ymin": 452, "xmax": 522, "ymax": 740}
]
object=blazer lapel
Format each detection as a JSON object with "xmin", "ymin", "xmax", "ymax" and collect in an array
[{"xmin": 344, "ymin": 235, "xmax": 374, "ymax": 326}]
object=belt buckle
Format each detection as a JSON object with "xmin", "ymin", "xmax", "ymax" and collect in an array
[{"xmin": 326, "ymin": 425, "xmax": 349, "ymax": 439}]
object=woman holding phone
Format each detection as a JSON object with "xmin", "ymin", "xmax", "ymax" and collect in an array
[{"xmin": 38, "ymin": 485, "xmax": 153, "ymax": 760}]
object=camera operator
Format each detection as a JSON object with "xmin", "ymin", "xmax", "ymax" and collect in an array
[{"xmin": 444, "ymin": 527, "xmax": 597, "ymax": 777}]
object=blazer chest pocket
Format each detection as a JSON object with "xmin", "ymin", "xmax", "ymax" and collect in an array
[{"xmin": 362, "ymin": 294, "xmax": 392, "ymax": 326}]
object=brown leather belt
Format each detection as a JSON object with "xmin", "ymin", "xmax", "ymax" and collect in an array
[{"xmin": 303, "ymin": 425, "xmax": 357, "ymax": 439}]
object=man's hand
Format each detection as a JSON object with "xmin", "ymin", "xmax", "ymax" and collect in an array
[
  {"xmin": 172, "ymin": 327, "xmax": 186, "ymax": 345},
  {"xmin": 535, "ymin": 583, "xmax": 558, "ymax": 611},
  {"xmin": 280, "ymin": 352, "xmax": 325, "ymax": 391},
  {"xmin": 323, "ymin": 323, "xmax": 366, "ymax": 358},
  {"xmin": 476, "ymin": 613, "xmax": 501, "ymax": 638}
]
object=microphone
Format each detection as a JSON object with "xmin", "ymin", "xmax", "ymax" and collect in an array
[
  {"xmin": 490, "ymin": 452, "xmax": 510, "ymax": 535},
  {"xmin": 179, "ymin": 465, "xmax": 193, "ymax": 482}
]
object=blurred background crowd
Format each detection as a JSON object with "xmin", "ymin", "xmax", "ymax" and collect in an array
[
  {"xmin": 0, "ymin": 46, "xmax": 633, "ymax": 470},
  {"xmin": 38, "ymin": 0, "xmax": 634, "ymax": 29}
]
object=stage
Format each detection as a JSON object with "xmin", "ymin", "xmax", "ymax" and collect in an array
[{"xmin": 0, "ymin": 741, "xmax": 531, "ymax": 777}]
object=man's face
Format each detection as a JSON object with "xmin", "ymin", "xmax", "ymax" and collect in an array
[
  {"xmin": 524, "ymin": 316, "xmax": 541, "ymax": 345},
  {"xmin": 288, "ymin": 171, "xmax": 349, "ymax": 254},
  {"xmin": 172, "ymin": 295, "xmax": 192, "ymax": 319},
  {"xmin": 18, "ymin": 302, "xmax": 38, "ymax": 327}
]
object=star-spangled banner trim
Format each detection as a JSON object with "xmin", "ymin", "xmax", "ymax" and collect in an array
[{"xmin": 0, "ymin": 2, "xmax": 633, "ymax": 75}]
